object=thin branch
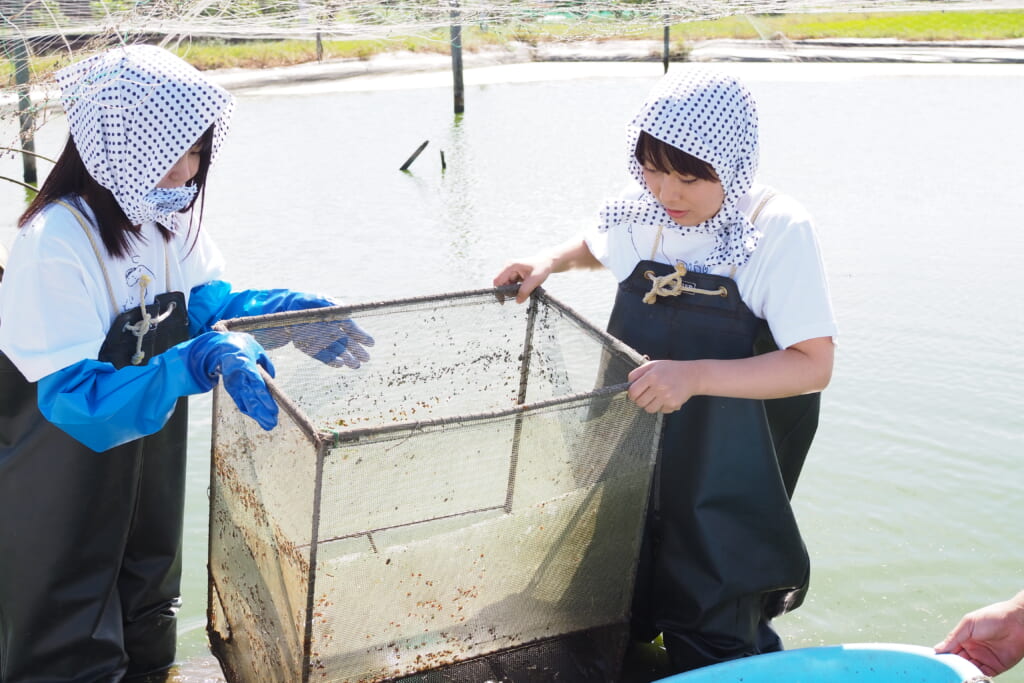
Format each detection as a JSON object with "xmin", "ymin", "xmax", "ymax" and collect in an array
[
  {"xmin": 0, "ymin": 146, "xmax": 56, "ymax": 164},
  {"xmin": 0, "ymin": 174, "xmax": 38, "ymax": 192}
]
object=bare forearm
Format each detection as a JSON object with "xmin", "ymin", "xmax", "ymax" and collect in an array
[
  {"xmin": 494, "ymin": 235, "xmax": 602, "ymax": 303},
  {"xmin": 546, "ymin": 236, "xmax": 602, "ymax": 273},
  {"xmin": 693, "ymin": 346, "xmax": 832, "ymax": 400},
  {"xmin": 628, "ymin": 336, "xmax": 834, "ymax": 413}
]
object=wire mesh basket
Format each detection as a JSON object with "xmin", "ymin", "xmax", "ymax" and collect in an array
[{"xmin": 208, "ymin": 287, "xmax": 662, "ymax": 682}]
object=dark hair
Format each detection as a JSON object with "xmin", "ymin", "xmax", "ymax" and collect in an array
[
  {"xmin": 19, "ymin": 125, "xmax": 216, "ymax": 258},
  {"xmin": 635, "ymin": 130, "xmax": 719, "ymax": 183}
]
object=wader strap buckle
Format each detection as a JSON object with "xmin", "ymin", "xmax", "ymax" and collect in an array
[
  {"xmin": 643, "ymin": 263, "xmax": 727, "ymax": 304},
  {"xmin": 123, "ymin": 274, "xmax": 177, "ymax": 365}
]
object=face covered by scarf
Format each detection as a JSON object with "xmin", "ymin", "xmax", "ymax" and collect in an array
[
  {"xmin": 57, "ymin": 44, "xmax": 235, "ymax": 227},
  {"xmin": 598, "ymin": 68, "xmax": 762, "ymax": 269}
]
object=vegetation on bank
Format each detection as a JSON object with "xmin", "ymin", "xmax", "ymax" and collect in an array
[
  {"xmin": 654, "ymin": 9, "xmax": 1024, "ymax": 42},
  {"xmin": 168, "ymin": 9, "xmax": 1024, "ymax": 70},
  {"xmin": 2, "ymin": 8, "xmax": 1023, "ymax": 79}
]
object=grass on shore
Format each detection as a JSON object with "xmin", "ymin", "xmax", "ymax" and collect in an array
[
  {"xmin": 170, "ymin": 9, "xmax": 1024, "ymax": 71},
  {"xmin": 2, "ymin": 8, "xmax": 1023, "ymax": 81},
  {"xmin": 650, "ymin": 9, "xmax": 1024, "ymax": 42}
]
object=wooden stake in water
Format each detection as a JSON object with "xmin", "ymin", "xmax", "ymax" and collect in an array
[
  {"xmin": 400, "ymin": 140, "xmax": 429, "ymax": 172},
  {"xmin": 9, "ymin": 37, "xmax": 38, "ymax": 187},
  {"xmin": 450, "ymin": 0, "xmax": 464, "ymax": 115},
  {"xmin": 663, "ymin": 23, "xmax": 670, "ymax": 73}
]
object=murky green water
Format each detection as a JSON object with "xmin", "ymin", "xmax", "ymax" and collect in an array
[{"xmin": 2, "ymin": 61, "xmax": 1022, "ymax": 681}]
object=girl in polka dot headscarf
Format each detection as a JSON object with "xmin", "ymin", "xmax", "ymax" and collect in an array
[
  {"xmin": 495, "ymin": 67, "xmax": 837, "ymax": 676},
  {"xmin": 0, "ymin": 45, "xmax": 371, "ymax": 680}
]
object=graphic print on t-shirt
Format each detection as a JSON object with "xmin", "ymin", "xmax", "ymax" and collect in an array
[{"xmin": 122, "ymin": 255, "xmax": 155, "ymax": 312}]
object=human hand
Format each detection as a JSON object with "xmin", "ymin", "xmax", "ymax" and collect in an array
[
  {"xmin": 935, "ymin": 592, "xmax": 1024, "ymax": 676},
  {"xmin": 291, "ymin": 318, "xmax": 374, "ymax": 369},
  {"xmin": 493, "ymin": 258, "xmax": 554, "ymax": 304},
  {"xmin": 627, "ymin": 360, "xmax": 701, "ymax": 414},
  {"xmin": 186, "ymin": 331, "xmax": 278, "ymax": 430}
]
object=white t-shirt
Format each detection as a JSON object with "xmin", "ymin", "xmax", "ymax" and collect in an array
[
  {"xmin": 0, "ymin": 199, "xmax": 225, "ymax": 382},
  {"xmin": 585, "ymin": 184, "xmax": 837, "ymax": 351}
]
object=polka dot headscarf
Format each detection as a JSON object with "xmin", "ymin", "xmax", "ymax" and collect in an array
[
  {"xmin": 57, "ymin": 44, "xmax": 235, "ymax": 226},
  {"xmin": 597, "ymin": 68, "xmax": 761, "ymax": 269}
]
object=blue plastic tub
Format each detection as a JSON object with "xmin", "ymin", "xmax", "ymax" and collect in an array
[{"xmin": 654, "ymin": 643, "xmax": 987, "ymax": 682}]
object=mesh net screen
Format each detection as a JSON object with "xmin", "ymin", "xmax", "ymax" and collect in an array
[{"xmin": 209, "ymin": 287, "xmax": 662, "ymax": 683}]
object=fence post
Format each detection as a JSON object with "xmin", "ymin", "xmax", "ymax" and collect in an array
[
  {"xmin": 12, "ymin": 38, "xmax": 37, "ymax": 187},
  {"xmin": 449, "ymin": 0, "xmax": 464, "ymax": 115},
  {"xmin": 5, "ymin": 0, "xmax": 39, "ymax": 187},
  {"xmin": 663, "ymin": 20, "xmax": 670, "ymax": 73}
]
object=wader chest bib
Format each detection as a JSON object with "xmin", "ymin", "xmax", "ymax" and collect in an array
[
  {"xmin": 0, "ymin": 205, "xmax": 191, "ymax": 682},
  {"xmin": 610, "ymin": 260, "xmax": 819, "ymax": 673}
]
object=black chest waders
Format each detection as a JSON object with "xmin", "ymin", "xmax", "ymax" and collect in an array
[
  {"xmin": 611, "ymin": 260, "xmax": 820, "ymax": 676},
  {"xmin": 0, "ymin": 202, "xmax": 191, "ymax": 682}
]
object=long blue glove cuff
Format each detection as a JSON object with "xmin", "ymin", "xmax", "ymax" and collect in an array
[
  {"xmin": 187, "ymin": 281, "xmax": 372, "ymax": 369},
  {"xmin": 38, "ymin": 332, "xmax": 278, "ymax": 452},
  {"xmin": 188, "ymin": 280, "xmax": 334, "ymax": 336},
  {"xmin": 38, "ymin": 339, "xmax": 213, "ymax": 452}
]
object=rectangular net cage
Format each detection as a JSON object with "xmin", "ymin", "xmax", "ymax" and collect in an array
[{"xmin": 208, "ymin": 287, "xmax": 662, "ymax": 683}]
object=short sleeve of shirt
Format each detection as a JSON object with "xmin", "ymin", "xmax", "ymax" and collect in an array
[
  {"xmin": 0, "ymin": 204, "xmax": 112, "ymax": 381},
  {"xmin": 735, "ymin": 193, "xmax": 837, "ymax": 349},
  {"xmin": 0, "ymin": 204, "xmax": 229, "ymax": 382},
  {"xmin": 583, "ymin": 225, "xmax": 611, "ymax": 268}
]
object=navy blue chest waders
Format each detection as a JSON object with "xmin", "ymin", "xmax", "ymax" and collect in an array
[
  {"xmin": 0, "ymin": 291, "xmax": 190, "ymax": 682},
  {"xmin": 610, "ymin": 261, "xmax": 819, "ymax": 675}
]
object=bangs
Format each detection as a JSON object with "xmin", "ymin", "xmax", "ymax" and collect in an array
[
  {"xmin": 635, "ymin": 130, "xmax": 719, "ymax": 182},
  {"xmin": 187, "ymin": 125, "xmax": 215, "ymax": 190},
  {"xmin": 196, "ymin": 124, "xmax": 215, "ymax": 154}
]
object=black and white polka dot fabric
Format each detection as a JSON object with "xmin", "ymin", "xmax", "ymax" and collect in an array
[
  {"xmin": 597, "ymin": 68, "xmax": 761, "ymax": 269},
  {"xmin": 57, "ymin": 44, "xmax": 235, "ymax": 226}
]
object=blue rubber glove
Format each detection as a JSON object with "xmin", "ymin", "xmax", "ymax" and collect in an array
[
  {"xmin": 291, "ymin": 319, "xmax": 374, "ymax": 369},
  {"xmin": 188, "ymin": 280, "xmax": 335, "ymax": 336},
  {"xmin": 189, "ymin": 280, "xmax": 373, "ymax": 367},
  {"xmin": 185, "ymin": 331, "xmax": 278, "ymax": 430},
  {"xmin": 37, "ymin": 331, "xmax": 277, "ymax": 452}
]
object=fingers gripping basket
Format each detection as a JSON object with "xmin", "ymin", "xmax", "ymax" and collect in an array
[{"xmin": 208, "ymin": 287, "xmax": 662, "ymax": 682}]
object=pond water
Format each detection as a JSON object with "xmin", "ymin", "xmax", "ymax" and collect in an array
[{"xmin": 1, "ymin": 60, "xmax": 1022, "ymax": 681}]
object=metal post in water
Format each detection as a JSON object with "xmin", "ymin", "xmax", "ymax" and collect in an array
[{"xmin": 449, "ymin": 0, "xmax": 464, "ymax": 115}]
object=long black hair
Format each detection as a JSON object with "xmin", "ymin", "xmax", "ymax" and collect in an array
[
  {"xmin": 19, "ymin": 125, "xmax": 216, "ymax": 259},
  {"xmin": 635, "ymin": 130, "xmax": 719, "ymax": 183}
]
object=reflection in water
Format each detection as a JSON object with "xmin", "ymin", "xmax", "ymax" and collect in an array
[
  {"xmin": 439, "ymin": 114, "xmax": 481, "ymax": 263},
  {"xmin": 396, "ymin": 115, "xmax": 483, "ymax": 278}
]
